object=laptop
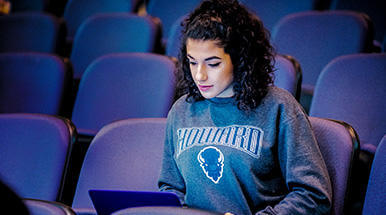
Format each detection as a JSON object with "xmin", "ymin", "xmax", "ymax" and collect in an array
[{"xmin": 89, "ymin": 189, "xmax": 182, "ymax": 215}]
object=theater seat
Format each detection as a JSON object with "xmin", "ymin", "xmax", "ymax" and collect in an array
[
  {"xmin": 71, "ymin": 118, "xmax": 167, "ymax": 213},
  {"xmin": 71, "ymin": 53, "xmax": 175, "ymax": 136},
  {"xmin": 0, "ymin": 12, "xmax": 66, "ymax": 55},
  {"xmin": 70, "ymin": 13, "xmax": 160, "ymax": 79},
  {"xmin": 0, "ymin": 113, "xmax": 76, "ymax": 201}
]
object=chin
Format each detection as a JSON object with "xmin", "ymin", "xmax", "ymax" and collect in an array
[{"xmin": 200, "ymin": 92, "xmax": 216, "ymax": 99}]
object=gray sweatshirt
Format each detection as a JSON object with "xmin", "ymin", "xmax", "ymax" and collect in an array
[{"xmin": 158, "ymin": 86, "xmax": 332, "ymax": 215}]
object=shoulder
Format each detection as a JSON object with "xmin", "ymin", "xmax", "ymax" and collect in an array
[
  {"xmin": 168, "ymin": 94, "xmax": 189, "ymax": 115},
  {"xmin": 258, "ymin": 86, "xmax": 307, "ymax": 121},
  {"xmin": 167, "ymin": 94, "xmax": 196, "ymax": 120},
  {"xmin": 263, "ymin": 86, "xmax": 298, "ymax": 106}
]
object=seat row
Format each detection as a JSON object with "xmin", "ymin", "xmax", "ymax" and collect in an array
[
  {"xmin": 1, "ymin": 51, "xmax": 384, "ymax": 151},
  {"xmin": 0, "ymin": 51, "xmax": 303, "ymax": 134},
  {"xmin": 7, "ymin": 0, "xmax": 385, "ymax": 43},
  {"xmin": 1, "ymin": 7, "xmax": 382, "ymax": 112},
  {"xmin": 1, "ymin": 52, "xmax": 384, "ymax": 214},
  {"xmin": 0, "ymin": 113, "xmax": 384, "ymax": 215}
]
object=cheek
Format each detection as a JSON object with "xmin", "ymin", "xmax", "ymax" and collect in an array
[
  {"xmin": 189, "ymin": 67, "xmax": 196, "ymax": 79},
  {"xmin": 222, "ymin": 65, "xmax": 234, "ymax": 82}
]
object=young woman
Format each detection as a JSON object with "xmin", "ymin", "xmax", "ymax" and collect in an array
[{"xmin": 158, "ymin": 0, "xmax": 332, "ymax": 214}]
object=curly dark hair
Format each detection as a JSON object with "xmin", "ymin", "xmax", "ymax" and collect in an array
[{"xmin": 175, "ymin": 0, "xmax": 275, "ymax": 111}]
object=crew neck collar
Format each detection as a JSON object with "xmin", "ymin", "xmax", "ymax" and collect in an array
[{"xmin": 208, "ymin": 96, "xmax": 236, "ymax": 105}]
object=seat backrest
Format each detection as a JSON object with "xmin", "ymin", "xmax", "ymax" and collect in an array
[
  {"xmin": 241, "ymin": 0, "xmax": 317, "ymax": 33},
  {"xmin": 112, "ymin": 206, "xmax": 222, "ymax": 215},
  {"xmin": 362, "ymin": 135, "xmax": 386, "ymax": 215},
  {"xmin": 146, "ymin": 0, "xmax": 201, "ymax": 41},
  {"xmin": 70, "ymin": 13, "xmax": 159, "ymax": 79},
  {"xmin": 0, "ymin": 12, "xmax": 66, "ymax": 54},
  {"xmin": 309, "ymin": 53, "xmax": 386, "ymax": 154},
  {"xmin": 165, "ymin": 15, "xmax": 186, "ymax": 58},
  {"xmin": 0, "ymin": 53, "xmax": 72, "ymax": 116},
  {"xmin": 308, "ymin": 116, "xmax": 359, "ymax": 215},
  {"xmin": 0, "ymin": 113, "xmax": 76, "ymax": 201},
  {"xmin": 273, "ymin": 54, "xmax": 302, "ymax": 100},
  {"xmin": 63, "ymin": 0, "xmax": 139, "ymax": 41},
  {"xmin": 71, "ymin": 118, "xmax": 167, "ymax": 211},
  {"xmin": 272, "ymin": 10, "xmax": 373, "ymax": 94},
  {"xmin": 71, "ymin": 53, "xmax": 175, "ymax": 135},
  {"xmin": 23, "ymin": 198, "xmax": 76, "ymax": 215},
  {"xmin": 330, "ymin": 0, "xmax": 385, "ymax": 42}
]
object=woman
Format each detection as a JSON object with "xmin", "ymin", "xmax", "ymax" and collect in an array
[{"xmin": 158, "ymin": 0, "xmax": 332, "ymax": 214}]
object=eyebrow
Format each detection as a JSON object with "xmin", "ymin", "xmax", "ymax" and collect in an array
[{"xmin": 187, "ymin": 54, "xmax": 221, "ymax": 61}]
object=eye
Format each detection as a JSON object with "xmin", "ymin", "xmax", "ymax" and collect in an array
[
  {"xmin": 189, "ymin": 61, "xmax": 197, "ymax": 66},
  {"xmin": 208, "ymin": 62, "xmax": 221, "ymax": 67}
]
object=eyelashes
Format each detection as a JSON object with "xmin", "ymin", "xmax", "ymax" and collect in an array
[
  {"xmin": 189, "ymin": 61, "xmax": 221, "ymax": 68},
  {"xmin": 208, "ymin": 62, "xmax": 221, "ymax": 67}
]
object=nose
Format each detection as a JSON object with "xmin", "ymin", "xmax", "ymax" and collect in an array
[{"xmin": 195, "ymin": 64, "xmax": 208, "ymax": 82}]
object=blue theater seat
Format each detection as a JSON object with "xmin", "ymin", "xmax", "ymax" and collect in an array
[
  {"xmin": 362, "ymin": 135, "xmax": 386, "ymax": 215},
  {"xmin": 272, "ymin": 10, "xmax": 374, "ymax": 112},
  {"xmin": 69, "ymin": 13, "xmax": 160, "ymax": 79},
  {"xmin": 63, "ymin": 0, "xmax": 141, "ymax": 44},
  {"xmin": 71, "ymin": 53, "xmax": 175, "ymax": 136},
  {"xmin": 241, "ymin": 0, "xmax": 318, "ymax": 34},
  {"xmin": 330, "ymin": 0, "xmax": 385, "ymax": 43},
  {"xmin": 71, "ymin": 118, "xmax": 167, "ymax": 214},
  {"xmin": 0, "ymin": 113, "xmax": 76, "ymax": 201},
  {"xmin": 23, "ymin": 198, "xmax": 76, "ymax": 215},
  {"xmin": 0, "ymin": 53, "xmax": 72, "ymax": 116},
  {"xmin": 310, "ymin": 53, "xmax": 386, "ymax": 155},
  {"xmin": 309, "ymin": 117, "xmax": 359, "ymax": 215},
  {"xmin": 146, "ymin": 0, "xmax": 201, "ymax": 43},
  {"xmin": 273, "ymin": 54, "xmax": 302, "ymax": 100},
  {"xmin": 0, "ymin": 12, "xmax": 66, "ymax": 55},
  {"xmin": 112, "ymin": 206, "xmax": 221, "ymax": 215}
]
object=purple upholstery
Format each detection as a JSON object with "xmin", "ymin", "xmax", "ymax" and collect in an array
[
  {"xmin": 330, "ymin": 0, "xmax": 385, "ymax": 42},
  {"xmin": 309, "ymin": 117, "xmax": 359, "ymax": 215},
  {"xmin": 112, "ymin": 206, "xmax": 221, "ymax": 215},
  {"xmin": 23, "ymin": 198, "xmax": 75, "ymax": 215},
  {"xmin": 273, "ymin": 54, "xmax": 302, "ymax": 100},
  {"xmin": 0, "ymin": 53, "xmax": 71, "ymax": 115},
  {"xmin": 241, "ymin": 0, "xmax": 316, "ymax": 33},
  {"xmin": 146, "ymin": 0, "xmax": 201, "ymax": 41},
  {"xmin": 165, "ymin": 15, "xmax": 186, "ymax": 58},
  {"xmin": 362, "ymin": 135, "xmax": 386, "ymax": 215},
  {"xmin": 310, "ymin": 53, "xmax": 386, "ymax": 154},
  {"xmin": 71, "ymin": 53, "xmax": 175, "ymax": 135},
  {"xmin": 70, "ymin": 13, "xmax": 159, "ymax": 79},
  {"xmin": 272, "ymin": 10, "xmax": 373, "ymax": 100},
  {"xmin": 0, "ymin": 12, "xmax": 66, "ymax": 54},
  {"xmin": 71, "ymin": 118, "xmax": 167, "ymax": 212},
  {"xmin": 63, "ymin": 0, "xmax": 141, "ymax": 42},
  {"xmin": 0, "ymin": 113, "xmax": 76, "ymax": 201}
]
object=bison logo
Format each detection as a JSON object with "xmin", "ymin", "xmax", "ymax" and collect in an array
[{"xmin": 197, "ymin": 146, "xmax": 224, "ymax": 184}]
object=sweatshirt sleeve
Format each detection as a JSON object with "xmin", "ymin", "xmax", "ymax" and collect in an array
[
  {"xmin": 256, "ymin": 108, "xmax": 332, "ymax": 215},
  {"xmin": 158, "ymin": 110, "xmax": 187, "ymax": 205}
]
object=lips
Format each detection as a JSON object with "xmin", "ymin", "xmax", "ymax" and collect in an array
[{"xmin": 198, "ymin": 85, "xmax": 213, "ymax": 92}]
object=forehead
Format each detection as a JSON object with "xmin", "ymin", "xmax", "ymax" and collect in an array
[{"xmin": 186, "ymin": 39, "xmax": 226, "ymax": 59}]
